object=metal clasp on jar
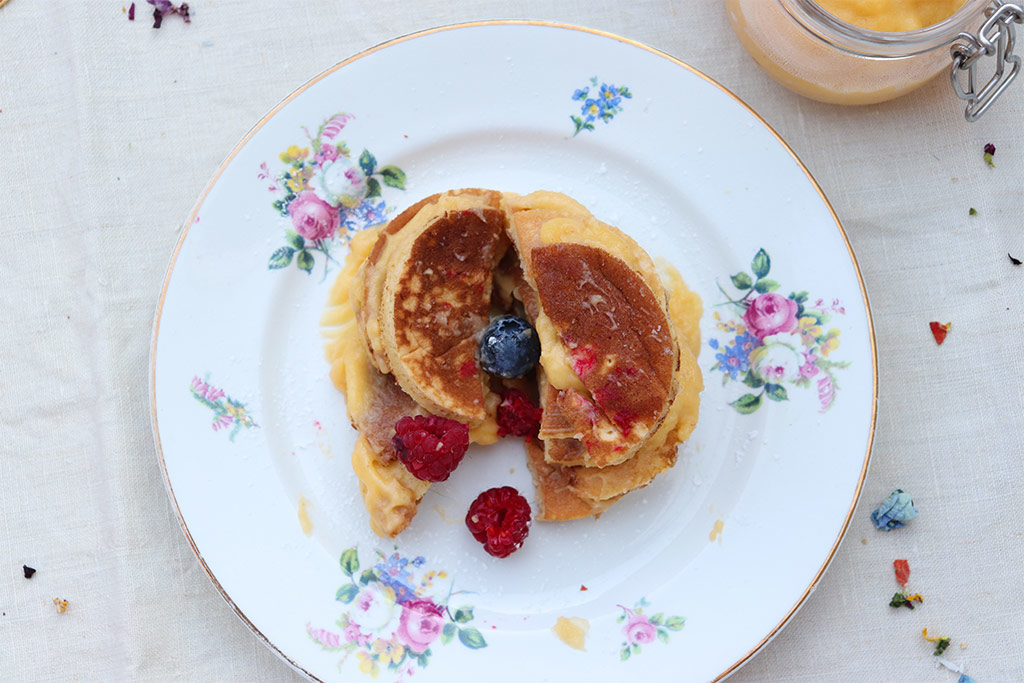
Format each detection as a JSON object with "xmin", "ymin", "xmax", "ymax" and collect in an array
[{"xmin": 951, "ymin": 1, "xmax": 1024, "ymax": 121}]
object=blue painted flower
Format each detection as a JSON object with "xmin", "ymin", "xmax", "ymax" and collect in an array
[
  {"xmin": 709, "ymin": 338, "xmax": 720, "ymax": 350},
  {"xmin": 736, "ymin": 330, "xmax": 758, "ymax": 354},
  {"xmin": 569, "ymin": 79, "xmax": 632, "ymax": 136},
  {"xmin": 374, "ymin": 552, "xmax": 417, "ymax": 604},
  {"xmin": 375, "ymin": 552, "xmax": 412, "ymax": 581},
  {"xmin": 598, "ymin": 83, "xmax": 622, "ymax": 108},
  {"xmin": 581, "ymin": 98, "xmax": 605, "ymax": 123},
  {"xmin": 714, "ymin": 331, "xmax": 759, "ymax": 380},
  {"xmin": 340, "ymin": 197, "xmax": 388, "ymax": 235}
]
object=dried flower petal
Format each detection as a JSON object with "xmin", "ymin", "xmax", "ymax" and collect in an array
[
  {"xmin": 889, "ymin": 591, "xmax": 923, "ymax": 609},
  {"xmin": 983, "ymin": 143, "xmax": 996, "ymax": 167},
  {"xmin": 1010, "ymin": 253, "xmax": 1022, "ymax": 266},
  {"xmin": 53, "ymin": 598, "xmax": 68, "ymax": 614},
  {"xmin": 893, "ymin": 559, "xmax": 910, "ymax": 587},
  {"xmin": 929, "ymin": 321, "xmax": 951, "ymax": 345},
  {"xmin": 968, "ymin": 207, "xmax": 977, "ymax": 215},
  {"xmin": 958, "ymin": 675, "xmax": 977, "ymax": 683},
  {"xmin": 145, "ymin": 0, "xmax": 190, "ymax": 27},
  {"xmin": 128, "ymin": 2, "xmax": 135, "ymax": 20},
  {"xmin": 923, "ymin": 629, "xmax": 952, "ymax": 656},
  {"xmin": 872, "ymin": 489, "xmax": 919, "ymax": 530},
  {"xmin": 23, "ymin": 565, "xmax": 36, "ymax": 579}
]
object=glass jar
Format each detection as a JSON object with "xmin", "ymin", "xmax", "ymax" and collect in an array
[{"xmin": 725, "ymin": 0, "xmax": 1023, "ymax": 119}]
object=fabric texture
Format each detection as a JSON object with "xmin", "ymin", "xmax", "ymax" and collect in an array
[{"xmin": 1, "ymin": 0, "xmax": 1022, "ymax": 680}]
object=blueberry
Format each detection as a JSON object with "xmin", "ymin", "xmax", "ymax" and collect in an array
[{"xmin": 477, "ymin": 316, "xmax": 541, "ymax": 379}]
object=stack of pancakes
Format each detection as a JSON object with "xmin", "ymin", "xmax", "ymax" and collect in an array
[{"xmin": 322, "ymin": 189, "xmax": 702, "ymax": 538}]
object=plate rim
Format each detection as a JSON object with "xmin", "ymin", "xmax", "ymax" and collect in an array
[{"xmin": 148, "ymin": 19, "xmax": 878, "ymax": 682}]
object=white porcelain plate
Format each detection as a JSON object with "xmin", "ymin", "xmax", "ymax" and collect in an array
[{"xmin": 151, "ymin": 22, "xmax": 876, "ymax": 683}]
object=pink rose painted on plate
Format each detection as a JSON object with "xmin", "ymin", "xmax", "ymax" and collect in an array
[
  {"xmin": 710, "ymin": 248, "xmax": 850, "ymax": 414},
  {"xmin": 743, "ymin": 292, "xmax": 798, "ymax": 339},
  {"xmin": 617, "ymin": 598, "xmax": 685, "ymax": 660},
  {"xmin": 625, "ymin": 616, "xmax": 657, "ymax": 645},
  {"xmin": 289, "ymin": 191, "xmax": 338, "ymax": 241},
  {"xmin": 395, "ymin": 598, "xmax": 445, "ymax": 654}
]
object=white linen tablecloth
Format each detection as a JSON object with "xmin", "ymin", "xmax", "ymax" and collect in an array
[{"xmin": 2, "ymin": 0, "xmax": 1022, "ymax": 680}]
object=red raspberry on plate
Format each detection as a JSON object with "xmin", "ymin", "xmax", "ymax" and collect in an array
[
  {"xmin": 465, "ymin": 486, "xmax": 532, "ymax": 558},
  {"xmin": 496, "ymin": 388, "xmax": 542, "ymax": 439},
  {"xmin": 392, "ymin": 415, "xmax": 469, "ymax": 482}
]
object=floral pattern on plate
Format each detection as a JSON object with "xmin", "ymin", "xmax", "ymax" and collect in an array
[
  {"xmin": 188, "ymin": 375, "xmax": 258, "ymax": 440},
  {"xmin": 307, "ymin": 547, "xmax": 486, "ymax": 680},
  {"xmin": 616, "ymin": 598, "xmax": 685, "ymax": 660},
  {"xmin": 261, "ymin": 113, "xmax": 407, "ymax": 278},
  {"xmin": 710, "ymin": 249, "xmax": 849, "ymax": 414},
  {"xmin": 570, "ymin": 77, "xmax": 632, "ymax": 136}
]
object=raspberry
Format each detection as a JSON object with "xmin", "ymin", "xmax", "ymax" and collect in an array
[
  {"xmin": 496, "ymin": 388, "xmax": 542, "ymax": 439},
  {"xmin": 465, "ymin": 486, "xmax": 532, "ymax": 558},
  {"xmin": 391, "ymin": 415, "xmax": 469, "ymax": 482}
]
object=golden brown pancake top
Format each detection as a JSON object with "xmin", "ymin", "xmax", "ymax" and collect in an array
[
  {"xmin": 365, "ymin": 193, "xmax": 440, "ymax": 270},
  {"xmin": 390, "ymin": 208, "xmax": 510, "ymax": 418},
  {"xmin": 531, "ymin": 243, "xmax": 676, "ymax": 436}
]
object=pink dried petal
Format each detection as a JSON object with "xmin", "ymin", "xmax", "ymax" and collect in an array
[{"xmin": 894, "ymin": 559, "xmax": 910, "ymax": 587}]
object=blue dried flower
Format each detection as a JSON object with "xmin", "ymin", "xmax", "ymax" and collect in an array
[{"xmin": 871, "ymin": 489, "xmax": 918, "ymax": 530}]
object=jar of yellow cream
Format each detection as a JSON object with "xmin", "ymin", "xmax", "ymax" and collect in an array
[{"xmin": 725, "ymin": 0, "xmax": 1023, "ymax": 119}]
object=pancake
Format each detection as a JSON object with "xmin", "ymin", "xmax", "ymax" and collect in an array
[
  {"xmin": 355, "ymin": 189, "xmax": 503, "ymax": 374},
  {"xmin": 504, "ymin": 191, "xmax": 679, "ymax": 468},
  {"xmin": 325, "ymin": 188, "xmax": 703, "ymax": 535},
  {"xmin": 380, "ymin": 208, "xmax": 508, "ymax": 424},
  {"xmin": 521, "ymin": 247, "xmax": 704, "ymax": 520},
  {"xmin": 565, "ymin": 339, "xmax": 702, "ymax": 502},
  {"xmin": 362, "ymin": 189, "xmax": 510, "ymax": 425},
  {"xmin": 353, "ymin": 193, "xmax": 442, "ymax": 374},
  {"xmin": 524, "ymin": 439, "xmax": 622, "ymax": 521}
]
